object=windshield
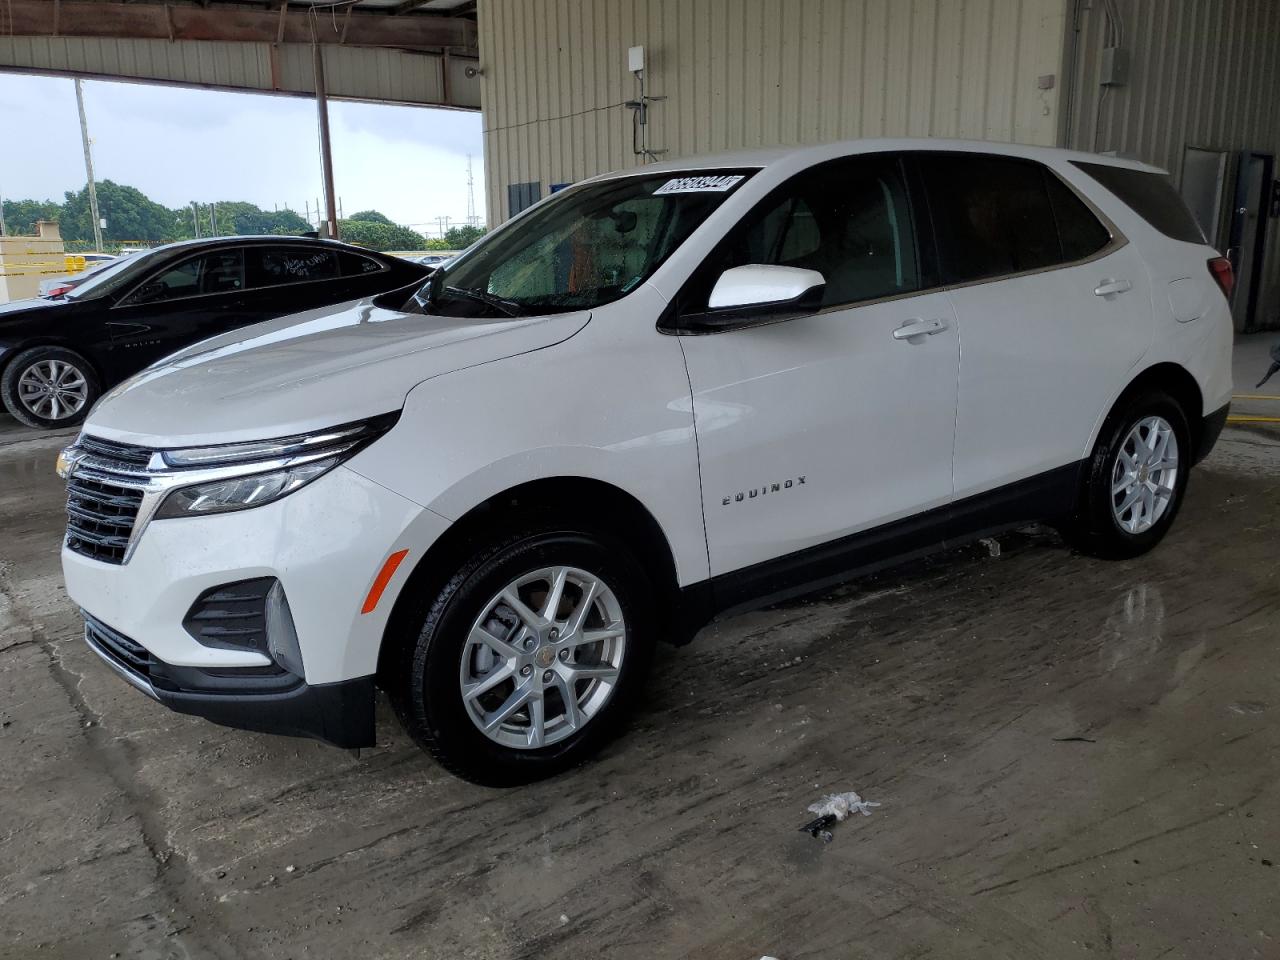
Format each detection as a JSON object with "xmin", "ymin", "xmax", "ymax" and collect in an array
[
  {"xmin": 417, "ymin": 169, "xmax": 756, "ymax": 317},
  {"xmin": 64, "ymin": 249, "xmax": 165, "ymax": 301}
]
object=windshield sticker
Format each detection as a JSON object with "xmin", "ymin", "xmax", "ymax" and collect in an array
[{"xmin": 653, "ymin": 174, "xmax": 745, "ymax": 195}]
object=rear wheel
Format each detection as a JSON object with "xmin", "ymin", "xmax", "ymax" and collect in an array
[
  {"xmin": 388, "ymin": 524, "xmax": 655, "ymax": 785},
  {"xmin": 1, "ymin": 346, "xmax": 100, "ymax": 429},
  {"xmin": 1068, "ymin": 390, "xmax": 1191, "ymax": 559}
]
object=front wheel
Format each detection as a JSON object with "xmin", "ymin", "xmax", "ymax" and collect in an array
[
  {"xmin": 388, "ymin": 525, "xmax": 655, "ymax": 786},
  {"xmin": 1067, "ymin": 390, "xmax": 1191, "ymax": 559},
  {"xmin": 1, "ymin": 346, "xmax": 101, "ymax": 429}
]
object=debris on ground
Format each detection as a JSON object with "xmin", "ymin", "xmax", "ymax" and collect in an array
[
  {"xmin": 799, "ymin": 813, "xmax": 838, "ymax": 842},
  {"xmin": 979, "ymin": 537, "xmax": 1001, "ymax": 557},
  {"xmin": 799, "ymin": 790, "xmax": 880, "ymax": 842}
]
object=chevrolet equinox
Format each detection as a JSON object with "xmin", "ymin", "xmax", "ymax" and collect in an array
[{"xmin": 58, "ymin": 140, "xmax": 1233, "ymax": 784}]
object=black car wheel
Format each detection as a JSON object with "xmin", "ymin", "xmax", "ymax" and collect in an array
[
  {"xmin": 1068, "ymin": 389, "xmax": 1191, "ymax": 559},
  {"xmin": 387, "ymin": 523, "xmax": 655, "ymax": 786},
  {"xmin": 1, "ymin": 346, "xmax": 101, "ymax": 430}
]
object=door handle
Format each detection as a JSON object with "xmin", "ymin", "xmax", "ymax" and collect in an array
[
  {"xmin": 892, "ymin": 318, "xmax": 948, "ymax": 340},
  {"xmin": 1094, "ymin": 278, "xmax": 1132, "ymax": 297}
]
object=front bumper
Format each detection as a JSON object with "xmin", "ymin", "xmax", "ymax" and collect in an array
[
  {"xmin": 84, "ymin": 613, "xmax": 375, "ymax": 747},
  {"xmin": 63, "ymin": 463, "xmax": 451, "ymax": 746}
]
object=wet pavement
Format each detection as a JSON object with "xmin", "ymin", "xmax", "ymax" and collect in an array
[{"xmin": 2, "ymin": 375, "xmax": 1278, "ymax": 958}]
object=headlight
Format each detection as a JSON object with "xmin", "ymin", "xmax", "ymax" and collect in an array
[
  {"xmin": 153, "ymin": 412, "xmax": 397, "ymax": 520},
  {"xmin": 153, "ymin": 458, "xmax": 338, "ymax": 519}
]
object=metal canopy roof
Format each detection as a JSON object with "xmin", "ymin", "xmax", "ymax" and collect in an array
[{"xmin": 0, "ymin": 0, "xmax": 480, "ymax": 108}]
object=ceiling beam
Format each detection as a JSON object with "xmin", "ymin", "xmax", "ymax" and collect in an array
[{"xmin": 0, "ymin": 0, "xmax": 477, "ymax": 53}]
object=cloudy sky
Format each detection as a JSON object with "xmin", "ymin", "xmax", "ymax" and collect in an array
[{"xmin": 0, "ymin": 73, "xmax": 485, "ymax": 233}]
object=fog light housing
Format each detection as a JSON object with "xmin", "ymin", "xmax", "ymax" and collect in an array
[{"xmin": 182, "ymin": 577, "xmax": 305, "ymax": 679}]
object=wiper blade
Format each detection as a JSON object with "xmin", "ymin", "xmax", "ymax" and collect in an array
[{"xmin": 442, "ymin": 285, "xmax": 526, "ymax": 318}]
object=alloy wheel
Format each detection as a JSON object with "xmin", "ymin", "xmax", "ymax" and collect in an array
[
  {"xmin": 459, "ymin": 565, "xmax": 627, "ymax": 750},
  {"xmin": 1111, "ymin": 415, "xmax": 1179, "ymax": 534},
  {"xmin": 17, "ymin": 359, "xmax": 90, "ymax": 421}
]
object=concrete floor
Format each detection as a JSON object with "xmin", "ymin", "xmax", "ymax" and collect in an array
[{"xmin": 2, "ymin": 340, "xmax": 1278, "ymax": 960}]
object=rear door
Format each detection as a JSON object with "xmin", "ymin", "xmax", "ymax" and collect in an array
[
  {"xmin": 242, "ymin": 245, "xmax": 374, "ymax": 314},
  {"xmin": 914, "ymin": 152, "xmax": 1153, "ymax": 502}
]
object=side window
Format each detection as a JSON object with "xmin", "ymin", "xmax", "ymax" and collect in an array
[
  {"xmin": 338, "ymin": 251, "xmax": 385, "ymax": 276},
  {"xmin": 692, "ymin": 156, "xmax": 921, "ymax": 310},
  {"xmin": 125, "ymin": 250, "xmax": 244, "ymax": 305},
  {"xmin": 246, "ymin": 247, "xmax": 339, "ymax": 289},
  {"xmin": 919, "ymin": 154, "xmax": 1063, "ymax": 282},
  {"xmin": 1045, "ymin": 172, "xmax": 1112, "ymax": 261},
  {"xmin": 1071, "ymin": 161, "xmax": 1205, "ymax": 244}
]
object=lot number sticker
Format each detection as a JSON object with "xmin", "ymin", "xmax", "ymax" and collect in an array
[{"xmin": 653, "ymin": 174, "xmax": 745, "ymax": 195}]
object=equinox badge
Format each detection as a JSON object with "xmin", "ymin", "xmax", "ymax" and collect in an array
[{"xmin": 722, "ymin": 476, "xmax": 806, "ymax": 506}]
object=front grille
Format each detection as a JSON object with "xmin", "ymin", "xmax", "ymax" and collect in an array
[
  {"xmin": 65, "ymin": 434, "xmax": 155, "ymax": 565},
  {"xmin": 77, "ymin": 435, "xmax": 154, "ymax": 468},
  {"xmin": 66, "ymin": 474, "xmax": 144, "ymax": 564},
  {"xmin": 183, "ymin": 578, "xmax": 276, "ymax": 653},
  {"xmin": 84, "ymin": 614, "xmax": 151, "ymax": 681}
]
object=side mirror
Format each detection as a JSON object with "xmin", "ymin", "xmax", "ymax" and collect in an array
[
  {"xmin": 684, "ymin": 264, "xmax": 825, "ymax": 331},
  {"xmin": 708, "ymin": 264, "xmax": 826, "ymax": 311}
]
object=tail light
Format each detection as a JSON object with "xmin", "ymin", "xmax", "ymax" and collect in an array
[
  {"xmin": 45, "ymin": 283, "xmax": 74, "ymax": 298},
  {"xmin": 1207, "ymin": 257, "xmax": 1234, "ymax": 300}
]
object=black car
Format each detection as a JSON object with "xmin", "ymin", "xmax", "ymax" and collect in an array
[{"xmin": 0, "ymin": 236, "xmax": 430, "ymax": 429}]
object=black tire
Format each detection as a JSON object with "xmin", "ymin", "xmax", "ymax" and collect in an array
[
  {"xmin": 0, "ymin": 346, "xmax": 101, "ymax": 430},
  {"xmin": 1068, "ymin": 389, "xmax": 1192, "ymax": 560},
  {"xmin": 387, "ymin": 523, "xmax": 655, "ymax": 786}
]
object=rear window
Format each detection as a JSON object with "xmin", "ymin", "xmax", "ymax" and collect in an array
[
  {"xmin": 246, "ymin": 247, "xmax": 339, "ymax": 288},
  {"xmin": 1072, "ymin": 161, "xmax": 1205, "ymax": 244},
  {"xmin": 918, "ymin": 154, "xmax": 1065, "ymax": 283},
  {"xmin": 1045, "ymin": 172, "xmax": 1112, "ymax": 260}
]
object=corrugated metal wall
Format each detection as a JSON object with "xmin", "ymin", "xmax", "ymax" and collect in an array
[
  {"xmin": 478, "ymin": 0, "xmax": 1069, "ymax": 222},
  {"xmin": 1064, "ymin": 0, "xmax": 1280, "ymax": 328},
  {"xmin": 0, "ymin": 36, "xmax": 481, "ymax": 108}
]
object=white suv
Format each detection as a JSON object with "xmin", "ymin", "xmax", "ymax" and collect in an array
[{"xmin": 58, "ymin": 140, "xmax": 1233, "ymax": 784}]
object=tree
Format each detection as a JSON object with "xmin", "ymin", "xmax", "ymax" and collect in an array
[
  {"xmin": 61, "ymin": 180, "xmax": 180, "ymax": 246},
  {"xmin": 198, "ymin": 201, "xmax": 312, "ymax": 237},
  {"xmin": 338, "ymin": 219, "xmax": 427, "ymax": 252},
  {"xmin": 444, "ymin": 224, "xmax": 487, "ymax": 249},
  {"xmin": 2, "ymin": 198, "xmax": 63, "ymax": 236},
  {"xmin": 170, "ymin": 201, "xmax": 312, "ymax": 240},
  {"xmin": 347, "ymin": 209, "xmax": 393, "ymax": 225}
]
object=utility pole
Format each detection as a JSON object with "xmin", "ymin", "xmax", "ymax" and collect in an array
[
  {"xmin": 74, "ymin": 79, "xmax": 104, "ymax": 252},
  {"xmin": 191, "ymin": 201, "xmax": 200, "ymax": 238},
  {"xmin": 312, "ymin": 43, "xmax": 339, "ymax": 240},
  {"xmin": 466, "ymin": 154, "xmax": 477, "ymax": 227},
  {"xmin": 0, "ymin": 183, "xmax": 7, "ymax": 237}
]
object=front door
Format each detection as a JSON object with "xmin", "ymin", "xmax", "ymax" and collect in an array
[
  {"xmin": 676, "ymin": 155, "xmax": 959, "ymax": 579},
  {"xmin": 107, "ymin": 248, "xmax": 251, "ymax": 369}
]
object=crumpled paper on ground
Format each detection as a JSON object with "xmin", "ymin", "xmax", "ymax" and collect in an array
[{"xmin": 806, "ymin": 790, "xmax": 880, "ymax": 820}]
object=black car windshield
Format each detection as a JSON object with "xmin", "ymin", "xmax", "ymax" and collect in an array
[
  {"xmin": 417, "ymin": 169, "xmax": 756, "ymax": 316},
  {"xmin": 63, "ymin": 249, "xmax": 167, "ymax": 301}
]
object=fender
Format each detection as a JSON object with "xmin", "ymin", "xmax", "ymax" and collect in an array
[{"xmin": 345, "ymin": 288, "xmax": 711, "ymax": 587}]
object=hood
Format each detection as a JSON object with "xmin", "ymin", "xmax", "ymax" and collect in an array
[{"xmin": 85, "ymin": 298, "xmax": 591, "ymax": 446}]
